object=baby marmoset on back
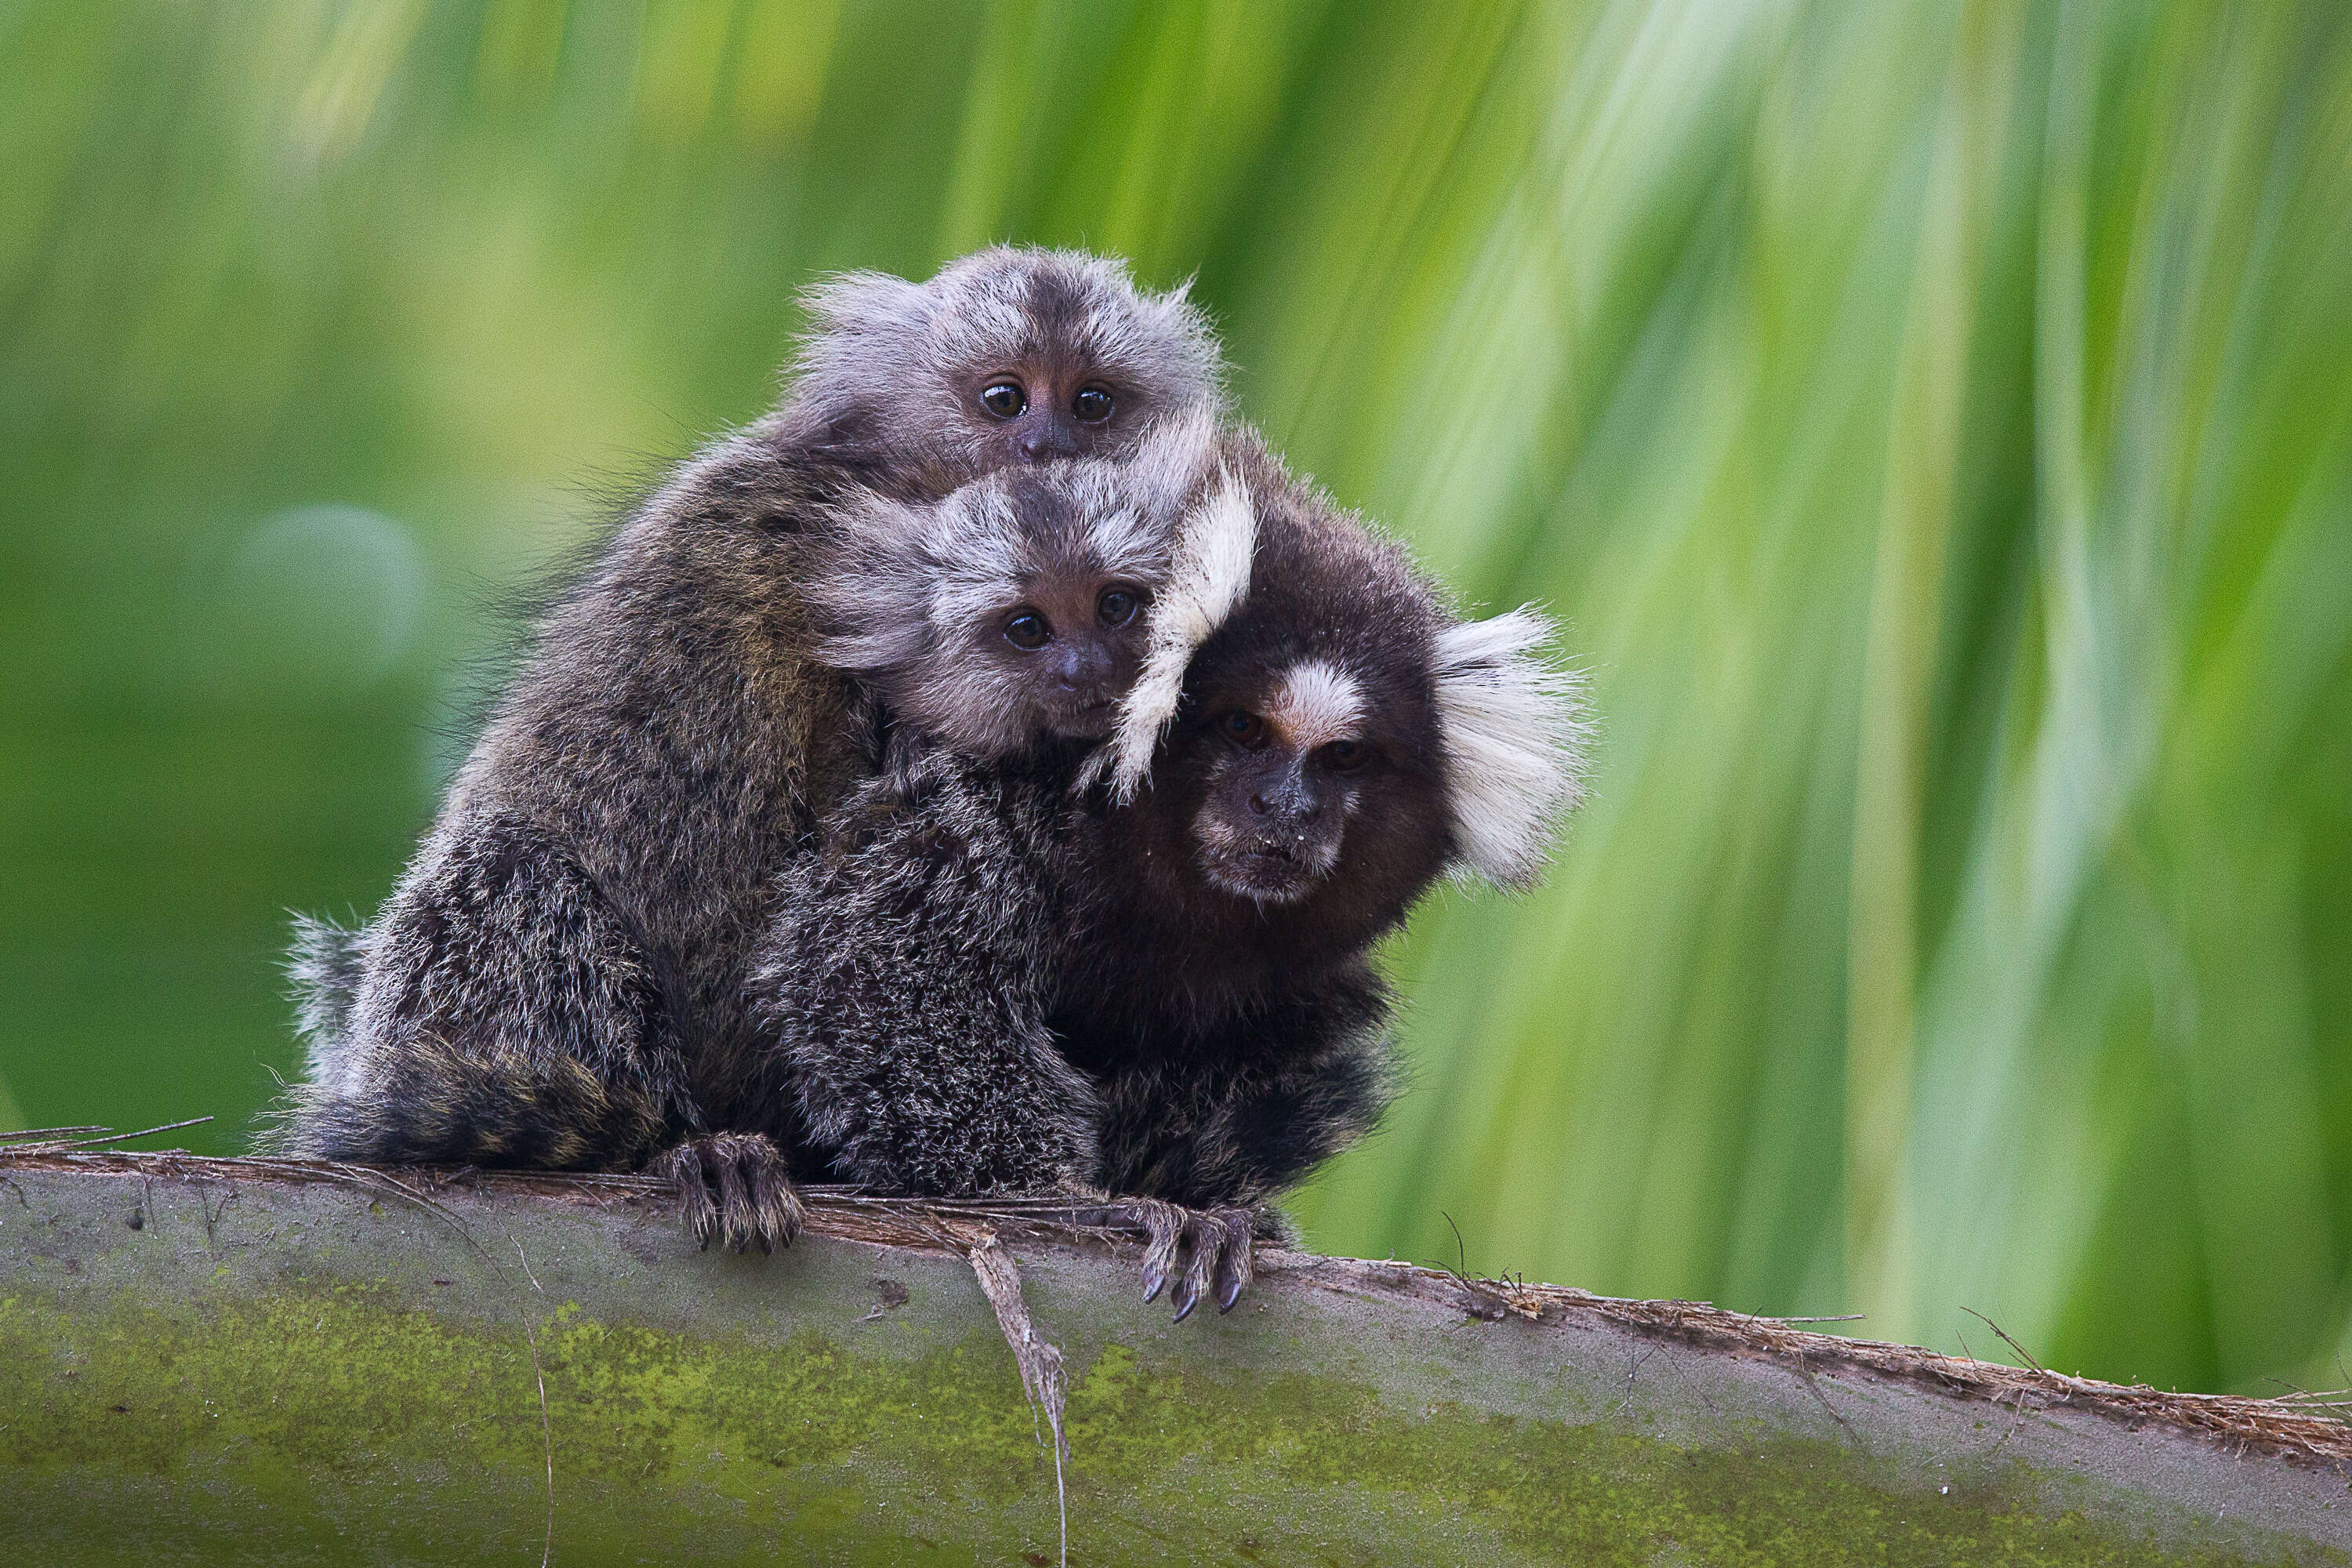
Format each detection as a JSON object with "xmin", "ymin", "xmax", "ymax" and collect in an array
[
  {"xmin": 754, "ymin": 428, "xmax": 1588, "ymax": 1314},
  {"xmin": 274, "ymin": 249, "xmax": 1223, "ymax": 1252},
  {"xmin": 758, "ymin": 419, "xmax": 1219, "ymax": 1199}
]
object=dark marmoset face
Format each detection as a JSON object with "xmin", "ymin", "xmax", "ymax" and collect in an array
[
  {"xmin": 983, "ymin": 570, "xmax": 1152, "ymax": 742},
  {"xmin": 1183, "ymin": 659, "xmax": 1411, "ymax": 906}
]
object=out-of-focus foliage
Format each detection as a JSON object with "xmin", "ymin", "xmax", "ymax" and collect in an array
[{"xmin": 3, "ymin": 1, "xmax": 2347, "ymax": 1396}]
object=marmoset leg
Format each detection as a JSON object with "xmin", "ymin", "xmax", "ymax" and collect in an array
[
  {"xmin": 281, "ymin": 818, "xmax": 803, "ymax": 1253},
  {"xmin": 1085, "ymin": 976, "xmax": 1397, "ymax": 1319},
  {"xmin": 761, "ymin": 938, "xmax": 1100, "ymax": 1194}
]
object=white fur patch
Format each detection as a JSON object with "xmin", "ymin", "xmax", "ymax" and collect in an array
[
  {"xmin": 1120, "ymin": 405, "xmax": 1221, "ymax": 512},
  {"xmin": 1078, "ymin": 497, "xmax": 1167, "ymax": 580},
  {"xmin": 1101, "ymin": 459, "xmax": 1257, "ymax": 800},
  {"xmin": 1266, "ymin": 661, "xmax": 1364, "ymax": 750},
  {"xmin": 1432, "ymin": 607, "xmax": 1592, "ymax": 889}
]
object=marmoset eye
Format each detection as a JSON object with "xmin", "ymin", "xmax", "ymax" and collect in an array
[
  {"xmin": 1220, "ymin": 712, "xmax": 1267, "ymax": 750},
  {"xmin": 1322, "ymin": 739, "xmax": 1370, "ymax": 773},
  {"xmin": 1097, "ymin": 586, "xmax": 1142, "ymax": 627},
  {"xmin": 1072, "ymin": 384, "xmax": 1114, "ymax": 423},
  {"xmin": 1004, "ymin": 610, "xmax": 1053, "ymax": 650},
  {"xmin": 980, "ymin": 382, "xmax": 1027, "ymax": 419}
]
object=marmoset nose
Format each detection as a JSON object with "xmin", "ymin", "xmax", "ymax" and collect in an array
[
  {"xmin": 1249, "ymin": 778, "xmax": 1323, "ymax": 824},
  {"xmin": 1017, "ymin": 416, "xmax": 1080, "ymax": 463},
  {"xmin": 1051, "ymin": 641, "xmax": 1111, "ymax": 691}
]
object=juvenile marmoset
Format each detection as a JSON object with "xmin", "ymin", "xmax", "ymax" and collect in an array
[
  {"xmin": 274, "ymin": 249, "xmax": 1224, "ymax": 1253},
  {"xmin": 753, "ymin": 431, "xmax": 1588, "ymax": 1316},
  {"xmin": 759, "ymin": 422, "xmax": 1217, "ymax": 1197}
]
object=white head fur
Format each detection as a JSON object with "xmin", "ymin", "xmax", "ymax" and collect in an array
[
  {"xmin": 1098, "ymin": 459, "xmax": 1258, "ymax": 800},
  {"xmin": 1265, "ymin": 661, "xmax": 1366, "ymax": 750}
]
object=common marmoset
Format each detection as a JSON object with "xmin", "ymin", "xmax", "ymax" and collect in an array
[
  {"xmin": 753, "ymin": 430, "xmax": 1588, "ymax": 1315},
  {"xmin": 274, "ymin": 249, "xmax": 1224, "ymax": 1254}
]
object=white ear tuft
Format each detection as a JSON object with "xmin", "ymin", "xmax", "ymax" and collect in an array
[
  {"xmin": 1121, "ymin": 405, "xmax": 1221, "ymax": 513},
  {"xmin": 788, "ymin": 271, "xmax": 931, "ymax": 405},
  {"xmin": 1433, "ymin": 607, "xmax": 1591, "ymax": 890},
  {"xmin": 1099, "ymin": 460, "xmax": 1257, "ymax": 801}
]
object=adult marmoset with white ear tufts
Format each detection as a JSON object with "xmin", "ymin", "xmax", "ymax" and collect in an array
[
  {"xmin": 750, "ymin": 429, "xmax": 1589, "ymax": 1318},
  {"xmin": 271, "ymin": 249, "xmax": 1225, "ymax": 1254},
  {"xmin": 1062, "ymin": 437, "xmax": 1587, "ymax": 1313}
]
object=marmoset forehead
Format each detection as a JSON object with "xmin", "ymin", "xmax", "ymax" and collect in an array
[
  {"xmin": 921, "ymin": 521, "xmax": 1160, "ymax": 631},
  {"xmin": 931, "ymin": 263, "xmax": 1168, "ymax": 380},
  {"xmin": 964, "ymin": 472, "xmax": 1174, "ymax": 572},
  {"xmin": 1265, "ymin": 662, "xmax": 1367, "ymax": 748},
  {"xmin": 935, "ymin": 316, "xmax": 1138, "ymax": 386},
  {"xmin": 1197, "ymin": 641, "xmax": 1428, "ymax": 746}
]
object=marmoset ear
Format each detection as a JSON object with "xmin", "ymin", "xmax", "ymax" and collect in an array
[
  {"xmin": 1098, "ymin": 458, "xmax": 1258, "ymax": 801},
  {"xmin": 1125, "ymin": 270, "xmax": 1227, "ymax": 412},
  {"xmin": 787, "ymin": 270, "xmax": 935, "ymax": 408},
  {"xmin": 795, "ymin": 269, "xmax": 931, "ymax": 344},
  {"xmin": 1118, "ymin": 406, "xmax": 1221, "ymax": 516},
  {"xmin": 1431, "ymin": 607, "xmax": 1591, "ymax": 890}
]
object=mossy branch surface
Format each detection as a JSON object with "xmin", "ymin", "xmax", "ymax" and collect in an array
[{"xmin": 3, "ymin": 1151, "xmax": 2347, "ymax": 1566}]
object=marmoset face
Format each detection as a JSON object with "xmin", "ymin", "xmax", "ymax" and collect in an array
[
  {"xmin": 1102, "ymin": 478, "xmax": 1463, "ymax": 938},
  {"xmin": 1167, "ymin": 653, "xmax": 1448, "ymax": 913},
  {"xmin": 968, "ymin": 358, "xmax": 1131, "ymax": 467},
  {"xmin": 978, "ymin": 567, "xmax": 1152, "ymax": 742},
  {"xmin": 797, "ymin": 248, "xmax": 1224, "ymax": 491},
  {"xmin": 935, "ymin": 256, "xmax": 1198, "ymax": 470},
  {"xmin": 887, "ymin": 465, "xmax": 1173, "ymax": 757},
  {"xmin": 812, "ymin": 449, "xmax": 1206, "ymax": 764}
]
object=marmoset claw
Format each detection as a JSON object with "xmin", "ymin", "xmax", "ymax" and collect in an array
[
  {"xmin": 1212, "ymin": 1209, "xmax": 1256, "ymax": 1312},
  {"xmin": 1093, "ymin": 1197, "xmax": 1258, "ymax": 1322},
  {"xmin": 657, "ymin": 1132, "xmax": 804, "ymax": 1254},
  {"xmin": 1130, "ymin": 1198, "xmax": 1184, "ymax": 1303},
  {"xmin": 1182, "ymin": 1208, "xmax": 1254, "ymax": 1320}
]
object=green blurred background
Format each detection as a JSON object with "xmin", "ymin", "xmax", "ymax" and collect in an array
[{"xmin": 5, "ymin": 0, "xmax": 2349, "ymax": 1398}]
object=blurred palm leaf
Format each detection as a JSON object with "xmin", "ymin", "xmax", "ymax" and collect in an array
[{"xmin": 3, "ymin": 0, "xmax": 2347, "ymax": 1396}]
